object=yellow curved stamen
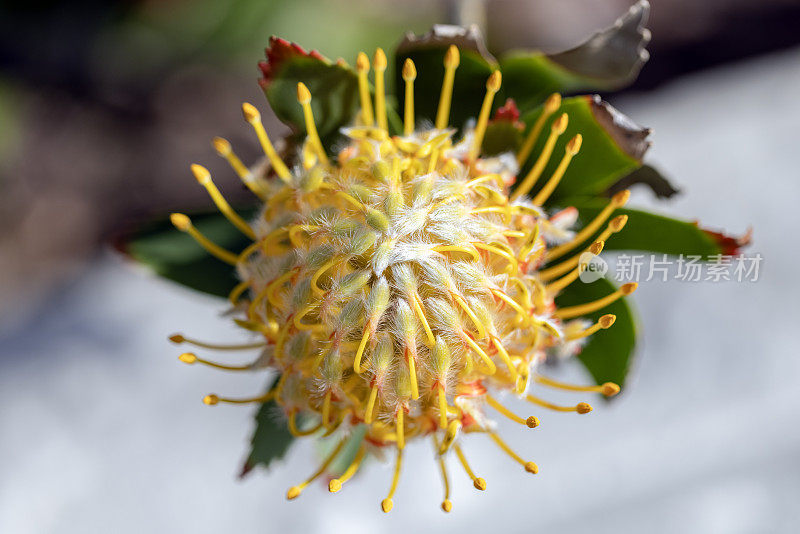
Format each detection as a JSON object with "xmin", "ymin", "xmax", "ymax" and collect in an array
[
  {"xmin": 241, "ymin": 102, "xmax": 291, "ymax": 183},
  {"xmin": 288, "ymin": 411, "xmax": 323, "ymax": 437},
  {"xmin": 430, "ymin": 435, "xmax": 452, "ymax": 512},
  {"xmin": 402, "ymin": 58, "xmax": 416, "ymax": 136},
  {"xmin": 288, "ymin": 224, "xmax": 319, "ymax": 248},
  {"xmin": 546, "ymin": 190, "xmax": 630, "ymax": 262},
  {"xmin": 453, "ymin": 294, "xmax": 487, "ymax": 340},
  {"xmin": 286, "ymin": 438, "xmax": 346, "ymax": 500},
  {"xmin": 565, "ymin": 314, "xmax": 616, "ymax": 341},
  {"xmin": 545, "ymin": 240, "xmax": 604, "ymax": 295},
  {"xmin": 228, "ymin": 280, "xmax": 251, "ymax": 306},
  {"xmin": 237, "ymin": 241, "xmax": 263, "ymax": 264},
  {"xmin": 353, "ymin": 329, "xmax": 370, "ymax": 373},
  {"xmin": 473, "ymin": 242, "xmax": 518, "ymax": 274},
  {"xmin": 381, "ymin": 447, "xmax": 404, "ymax": 513},
  {"xmin": 471, "ymin": 205, "xmax": 513, "ymax": 224},
  {"xmin": 435, "ymin": 45, "xmax": 459, "ymax": 130},
  {"xmin": 511, "ymin": 112, "xmax": 569, "ymax": 201},
  {"xmin": 191, "ymin": 164, "xmax": 255, "ymax": 239},
  {"xmin": 486, "ymin": 394, "xmax": 539, "ymax": 428},
  {"xmin": 462, "ymin": 335, "xmax": 496, "ymax": 375},
  {"xmin": 266, "ymin": 269, "xmax": 296, "ymax": 309},
  {"xmin": 293, "ymin": 304, "xmax": 328, "ymax": 332},
  {"xmin": 355, "ymin": 52, "xmax": 374, "ymax": 126},
  {"xmin": 437, "ymin": 383, "xmax": 448, "ymax": 429},
  {"xmin": 491, "ymin": 336, "xmax": 518, "ymax": 381},
  {"xmin": 364, "ymin": 384, "xmax": 379, "ymax": 424},
  {"xmin": 202, "ymin": 390, "xmax": 274, "ymax": 406},
  {"xmin": 178, "ymin": 352, "xmax": 255, "ymax": 371},
  {"xmin": 509, "ymin": 277, "xmax": 533, "ymax": 309},
  {"xmin": 488, "ymin": 432, "xmax": 538, "ymax": 474},
  {"xmin": 311, "ymin": 256, "xmax": 342, "ymax": 296},
  {"xmin": 170, "ymin": 213, "xmax": 238, "ymax": 265},
  {"xmin": 490, "ymin": 288, "xmax": 528, "ymax": 325},
  {"xmin": 212, "ymin": 137, "xmax": 265, "ymax": 199},
  {"xmin": 526, "ymin": 393, "xmax": 593, "ymax": 414},
  {"xmin": 468, "ymin": 70, "xmax": 502, "ymax": 162},
  {"xmin": 517, "ymin": 93, "xmax": 561, "ymax": 166},
  {"xmin": 433, "ymin": 244, "xmax": 480, "ymax": 262},
  {"xmin": 532, "ymin": 134, "xmax": 582, "ymax": 206},
  {"xmin": 515, "ymin": 363, "xmax": 530, "ymax": 395},
  {"xmin": 168, "ymin": 334, "xmax": 265, "ymax": 351},
  {"xmin": 296, "ymin": 83, "xmax": 328, "ymax": 165},
  {"xmin": 554, "ymin": 282, "xmax": 637, "ymax": 319},
  {"xmin": 412, "ymin": 294, "xmax": 435, "ymax": 347},
  {"xmin": 466, "ymin": 173, "xmax": 504, "ymax": 188},
  {"xmin": 329, "ymin": 445, "xmax": 366, "ymax": 493},
  {"xmin": 373, "ymin": 48, "xmax": 388, "ymax": 132},
  {"xmin": 335, "ymin": 190, "xmax": 365, "ymax": 211},
  {"xmin": 535, "ymin": 374, "xmax": 620, "ymax": 397},
  {"xmin": 453, "ymin": 444, "xmax": 486, "ymax": 490}
]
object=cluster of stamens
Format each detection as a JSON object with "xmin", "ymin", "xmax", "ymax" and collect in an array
[{"xmin": 170, "ymin": 44, "xmax": 635, "ymax": 513}]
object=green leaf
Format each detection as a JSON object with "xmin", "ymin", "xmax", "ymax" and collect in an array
[
  {"xmin": 518, "ymin": 95, "xmax": 650, "ymax": 202},
  {"xmin": 499, "ymin": 0, "xmax": 650, "ymax": 112},
  {"xmin": 240, "ymin": 376, "xmax": 295, "ymax": 477},
  {"xmin": 121, "ymin": 210, "xmax": 252, "ymax": 298},
  {"xmin": 395, "ymin": 25, "xmax": 495, "ymax": 130},
  {"xmin": 261, "ymin": 46, "xmax": 359, "ymax": 139},
  {"xmin": 481, "ymin": 119, "xmax": 523, "ymax": 156},
  {"xmin": 555, "ymin": 278, "xmax": 637, "ymax": 387},
  {"xmin": 556, "ymin": 198, "xmax": 724, "ymax": 258}
]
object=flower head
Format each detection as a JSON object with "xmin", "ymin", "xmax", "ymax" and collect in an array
[{"xmin": 170, "ymin": 43, "xmax": 636, "ymax": 513}]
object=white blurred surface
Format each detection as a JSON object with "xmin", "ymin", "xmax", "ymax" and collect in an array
[{"xmin": 2, "ymin": 47, "xmax": 799, "ymax": 533}]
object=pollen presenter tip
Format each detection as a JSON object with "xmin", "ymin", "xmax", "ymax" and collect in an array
[
  {"xmin": 525, "ymin": 462, "xmax": 539, "ymax": 474},
  {"xmin": 168, "ymin": 334, "xmax": 184, "ymax": 344},
  {"xmin": 473, "ymin": 478, "xmax": 487, "ymax": 491},
  {"xmin": 287, "ymin": 486, "xmax": 302, "ymax": 500},
  {"xmin": 441, "ymin": 500, "xmax": 452, "ymax": 513},
  {"xmin": 296, "ymin": 82, "xmax": 311, "ymax": 104},
  {"xmin": 621, "ymin": 282, "xmax": 638, "ymax": 295},
  {"xmin": 203, "ymin": 394, "xmax": 219, "ymax": 406},
  {"xmin": 190, "ymin": 164, "xmax": 211, "ymax": 183},
  {"xmin": 576, "ymin": 402, "xmax": 593, "ymax": 414},
  {"xmin": 599, "ymin": 314, "xmax": 617, "ymax": 328},
  {"xmin": 526, "ymin": 416, "xmax": 540, "ymax": 428},
  {"xmin": 328, "ymin": 479, "xmax": 342, "ymax": 493},
  {"xmin": 212, "ymin": 137, "xmax": 231, "ymax": 155},
  {"xmin": 169, "ymin": 213, "xmax": 191, "ymax": 231},
  {"xmin": 381, "ymin": 498, "xmax": 394, "ymax": 513},
  {"xmin": 601, "ymin": 382, "xmax": 621, "ymax": 397},
  {"xmin": 402, "ymin": 58, "xmax": 416, "ymax": 80},
  {"xmin": 178, "ymin": 352, "xmax": 197, "ymax": 364},
  {"xmin": 241, "ymin": 102, "xmax": 260, "ymax": 123}
]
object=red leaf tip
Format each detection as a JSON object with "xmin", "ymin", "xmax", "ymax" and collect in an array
[
  {"xmin": 258, "ymin": 36, "xmax": 328, "ymax": 88},
  {"xmin": 701, "ymin": 225, "xmax": 753, "ymax": 255}
]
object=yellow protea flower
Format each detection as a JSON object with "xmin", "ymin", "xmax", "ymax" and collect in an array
[{"xmin": 170, "ymin": 44, "xmax": 635, "ymax": 513}]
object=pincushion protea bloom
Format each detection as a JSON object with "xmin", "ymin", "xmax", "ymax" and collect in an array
[{"xmin": 167, "ymin": 43, "xmax": 640, "ymax": 513}]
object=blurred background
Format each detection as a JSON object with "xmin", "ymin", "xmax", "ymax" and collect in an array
[{"xmin": 1, "ymin": 0, "xmax": 798, "ymax": 532}]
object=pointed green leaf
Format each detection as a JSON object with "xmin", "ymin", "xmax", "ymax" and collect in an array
[
  {"xmin": 120, "ymin": 210, "xmax": 252, "ymax": 298},
  {"xmin": 499, "ymin": 0, "xmax": 650, "ymax": 112},
  {"xmin": 517, "ymin": 95, "xmax": 650, "ymax": 202},
  {"xmin": 259, "ymin": 37, "xmax": 359, "ymax": 139},
  {"xmin": 240, "ymin": 376, "xmax": 295, "ymax": 477},
  {"xmin": 555, "ymin": 277, "xmax": 637, "ymax": 388}
]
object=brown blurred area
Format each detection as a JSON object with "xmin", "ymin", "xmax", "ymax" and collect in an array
[{"xmin": 1, "ymin": 0, "xmax": 798, "ymax": 330}]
